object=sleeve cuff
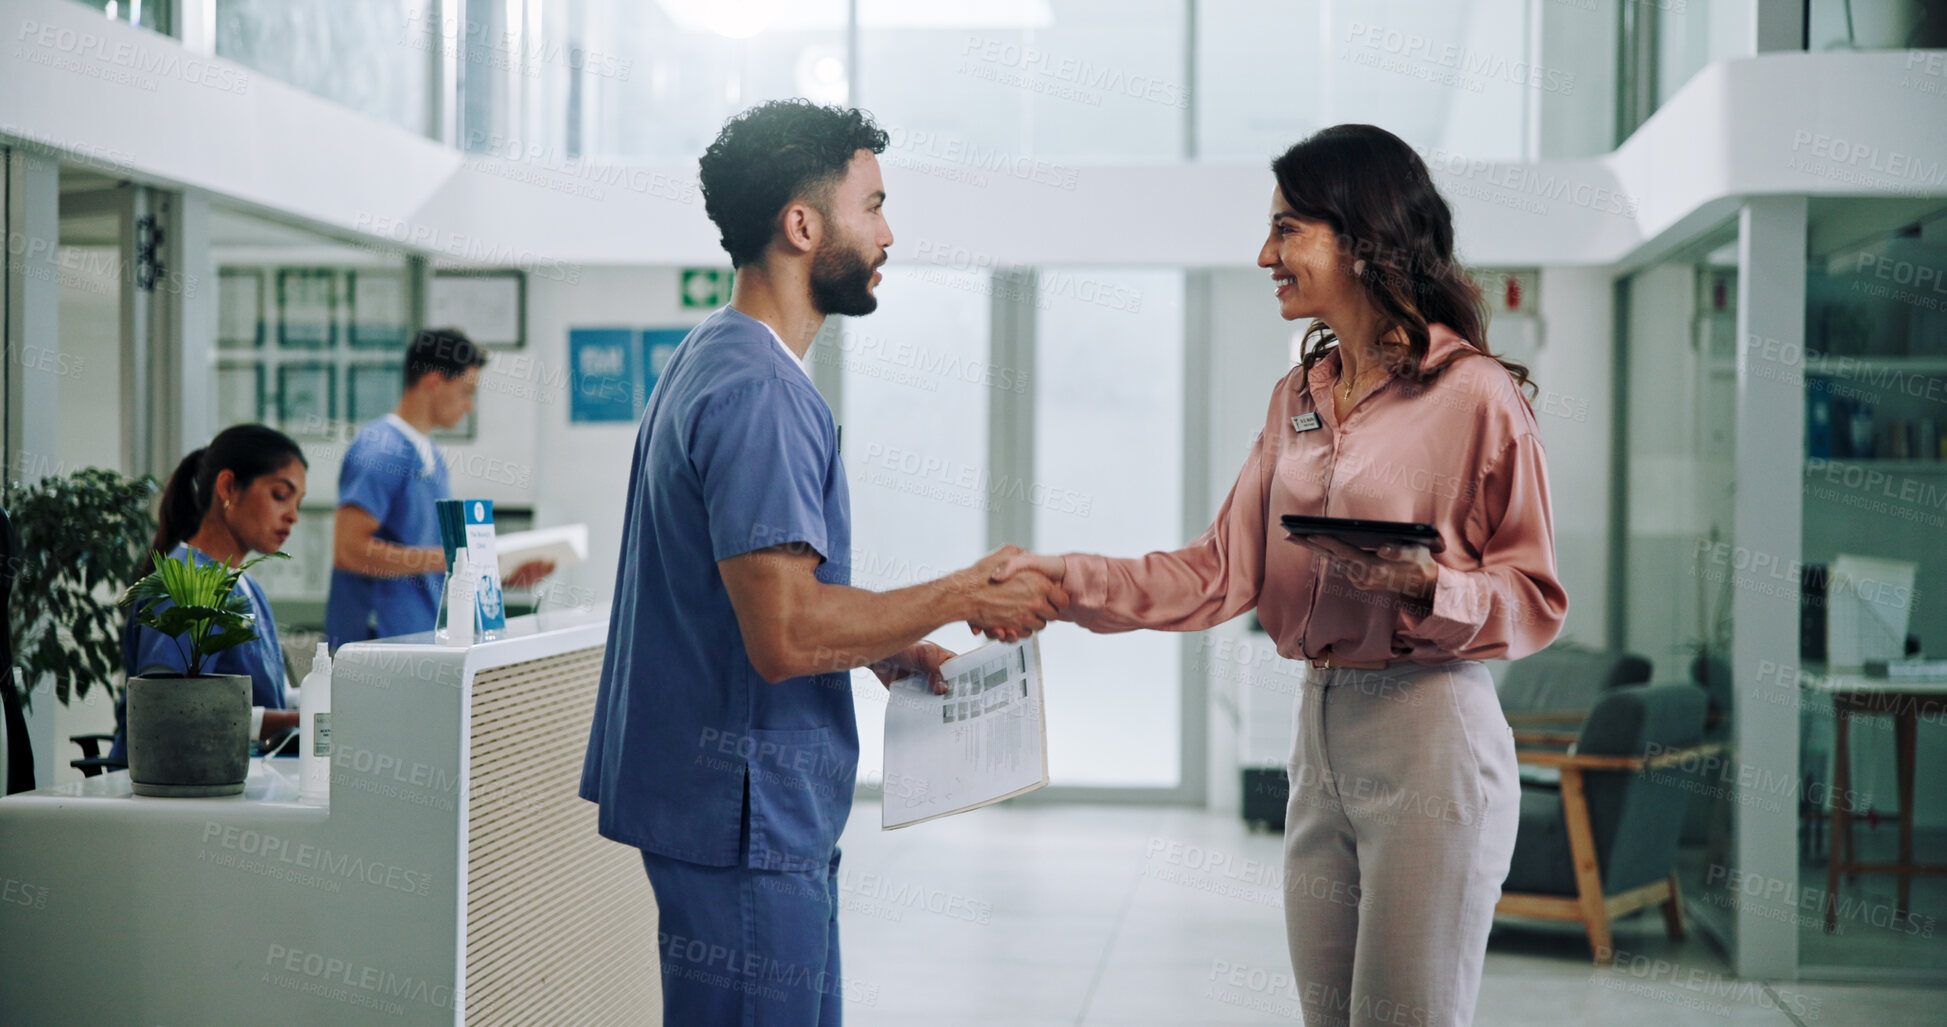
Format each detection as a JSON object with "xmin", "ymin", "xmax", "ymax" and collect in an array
[
  {"xmin": 250, "ymin": 706, "xmax": 265, "ymax": 739},
  {"xmin": 1061, "ymin": 553, "xmax": 1110, "ymax": 614},
  {"xmin": 1403, "ymin": 568, "xmax": 1483, "ymax": 653},
  {"xmin": 713, "ymin": 528, "xmax": 829, "ymax": 565}
]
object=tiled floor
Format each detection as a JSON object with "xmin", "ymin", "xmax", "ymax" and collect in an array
[{"xmin": 833, "ymin": 802, "xmax": 1946, "ymax": 1026}]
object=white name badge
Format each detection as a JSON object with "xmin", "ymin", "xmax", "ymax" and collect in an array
[{"xmin": 1291, "ymin": 412, "xmax": 1322, "ymax": 433}]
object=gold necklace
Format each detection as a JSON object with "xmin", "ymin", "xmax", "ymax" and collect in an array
[{"xmin": 1339, "ymin": 365, "xmax": 1385, "ymax": 400}]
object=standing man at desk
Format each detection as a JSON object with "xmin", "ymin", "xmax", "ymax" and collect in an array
[
  {"xmin": 580, "ymin": 100, "xmax": 1066, "ymax": 1026},
  {"xmin": 326, "ymin": 327, "xmax": 551, "ymax": 647}
]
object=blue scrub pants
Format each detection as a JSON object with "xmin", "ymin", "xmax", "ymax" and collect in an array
[{"xmin": 641, "ymin": 844, "xmax": 844, "ymax": 1026}]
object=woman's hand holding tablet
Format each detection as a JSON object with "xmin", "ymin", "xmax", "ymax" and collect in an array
[
  {"xmin": 1283, "ymin": 515, "xmax": 1444, "ymax": 602},
  {"xmin": 1280, "ymin": 514, "xmax": 1445, "ymax": 554}
]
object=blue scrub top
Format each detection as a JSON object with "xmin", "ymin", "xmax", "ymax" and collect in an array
[
  {"xmin": 109, "ymin": 543, "xmax": 288, "ymax": 762},
  {"xmin": 580, "ymin": 306, "xmax": 855, "ymax": 871},
  {"xmin": 324, "ymin": 418, "xmax": 449, "ymax": 647}
]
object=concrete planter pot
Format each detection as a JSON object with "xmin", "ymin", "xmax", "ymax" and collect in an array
[{"xmin": 126, "ymin": 674, "xmax": 251, "ymax": 797}]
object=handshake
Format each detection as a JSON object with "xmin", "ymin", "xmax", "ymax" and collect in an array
[{"xmin": 952, "ymin": 544, "xmax": 1070, "ymax": 643}]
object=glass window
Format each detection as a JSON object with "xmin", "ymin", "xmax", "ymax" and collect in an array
[
  {"xmin": 55, "ymin": 181, "xmax": 125, "ymax": 476},
  {"xmin": 861, "ymin": 0, "xmax": 1186, "ymax": 163},
  {"xmin": 1618, "ymin": 223, "xmax": 1744, "ymax": 966},
  {"xmin": 563, "ymin": 0, "xmax": 849, "ymax": 160},
  {"xmin": 1808, "ymin": 0, "xmax": 1947, "ymax": 52},
  {"xmin": 209, "ymin": 206, "xmax": 418, "ymax": 441},
  {"xmin": 1797, "ymin": 198, "xmax": 1947, "ymax": 975},
  {"xmin": 68, "ymin": 0, "xmax": 172, "ymax": 33},
  {"xmin": 838, "ymin": 266, "xmax": 994, "ymax": 787},
  {"xmin": 208, "ymin": 205, "xmax": 416, "ymax": 606},
  {"xmin": 215, "ymin": 0, "xmax": 433, "ymax": 135},
  {"xmin": 1655, "ymin": 0, "xmax": 1753, "ymax": 108},
  {"xmin": 457, "ymin": 0, "xmax": 581, "ymax": 162},
  {"xmin": 1198, "ymin": 0, "xmax": 1607, "ymax": 162},
  {"xmin": 1193, "ymin": 0, "xmax": 1317, "ymax": 160},
  {"xmin": 1033, "ymin": 267, "xmax": 1184, "ymax": 787}
]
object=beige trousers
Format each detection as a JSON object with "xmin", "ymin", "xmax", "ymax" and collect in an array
[{"xmin": 1282, "ymin": 660, "xmax": 1519, "ymax": 1027}]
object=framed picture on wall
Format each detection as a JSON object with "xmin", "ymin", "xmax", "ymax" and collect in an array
[
  {"xmin": 348, "ymin": 363, "xmax": 404, "ymax": 424},
  {"xmin": 278, "ymin": 268, "xmax": 339, "ymax": 349},
  {"xmin": 277, "ymin": 363, "xmax": 335, "ymax": 435},
  {"xmin": 216, "ymin": 363, "xmax": 263, "ymax": 427},
  {"xmin": 429, "ymin": 270, "xmax": 524, "ymax": 348},
  {"xmin": 349, "ymin": 270, "xmax": 410, "ymax": 349},
  {"xmin": 218, "ymin": 269, "xmax": 263, "ymax": 349}
]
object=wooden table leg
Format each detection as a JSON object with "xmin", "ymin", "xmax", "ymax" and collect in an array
[
  {"xmin": 1895, "ymin": 706, "xmax": 1917, "ymax": 921},
  {"xmin": 1827, "ymin": 700, "xmax": 1850, "ymax": 934}
]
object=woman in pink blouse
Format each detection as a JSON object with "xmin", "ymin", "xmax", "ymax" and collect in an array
[{"xmin": 994, "ymin": 124, "xmax": 1568, "ymax": 1025}]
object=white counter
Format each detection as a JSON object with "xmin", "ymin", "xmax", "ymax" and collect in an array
[{"xmin": 0, "ymin": 609, "xmax": 663, "ymax": 1026}]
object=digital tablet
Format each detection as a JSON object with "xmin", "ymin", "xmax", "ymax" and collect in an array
[{"xmin": 1280, "ymin": 514, "xmax": 1446, "ymax": 554}]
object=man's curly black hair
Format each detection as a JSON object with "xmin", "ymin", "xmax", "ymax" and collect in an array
[{"xmin": 698, "ymin": 100, "xmax": 890, "ymax": 269}]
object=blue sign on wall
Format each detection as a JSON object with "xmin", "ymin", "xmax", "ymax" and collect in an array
[{"xmin": 569, "ymin": 327, "xmax": 638, "ymax": 423}]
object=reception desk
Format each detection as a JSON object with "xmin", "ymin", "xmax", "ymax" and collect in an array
[{"xmin": 0, "ymin": 610, "xmax": 662, "ymax": 1026}]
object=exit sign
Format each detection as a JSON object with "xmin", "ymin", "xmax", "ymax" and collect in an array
[{"xmin": 681, "ymin": 268, "xmax": 732, "ymax": 309}]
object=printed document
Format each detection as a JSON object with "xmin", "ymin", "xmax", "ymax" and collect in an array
[
  {"xmin": 493, "ymin": 523, "xmax": 589, "ymax": 577},
  {"xmin": 882, "ymin": 637, "xmax": 1048, "ymax": 829}
]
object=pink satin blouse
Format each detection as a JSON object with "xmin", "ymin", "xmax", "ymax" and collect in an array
[{"xmin": 1061, "ymin": 324, "xmax": 1568, "ymax": 665}]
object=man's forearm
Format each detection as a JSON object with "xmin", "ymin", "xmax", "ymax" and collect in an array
[
  {"xmin": 336, "ymin": 539, "xmax": 445, "ymax": 578},
  {"xmin": 759, "ymin": 574, "xmax": 974, "ymax": 681}
]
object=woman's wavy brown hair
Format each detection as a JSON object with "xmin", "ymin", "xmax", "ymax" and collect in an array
[{"xmin": 1272, "ymin": 124, "xmax": 1535, "ymax": 400}]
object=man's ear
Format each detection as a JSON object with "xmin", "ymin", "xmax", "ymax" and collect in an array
[{"xmin": 776, "ymin": 200, "xmax": 823, "ymax": 257}]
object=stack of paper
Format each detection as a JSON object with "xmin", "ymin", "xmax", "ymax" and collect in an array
[
  {"xmin": 881, "ymin": 637, "xmax": 1049, "ymax": 830},
  {"xmin": 1826, "ymin": 554, "xmax": 1917, "ymax": 669},
  {"xmin": 493, "ymin": 523, "xmax": 589, "ymax": 578}
]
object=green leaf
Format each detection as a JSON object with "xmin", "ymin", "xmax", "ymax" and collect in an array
[
  {"xmin": 138, "ymin": 607, "xmax": 200, "ymax": 639},
  {"xmin": 118, "ymin": 547, "xmax": 275, "ymax": 679}
]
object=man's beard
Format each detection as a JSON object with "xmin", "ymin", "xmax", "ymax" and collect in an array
[{"xmin": 810, "ymin": 234, "xmax": 880, "ymax": 316}]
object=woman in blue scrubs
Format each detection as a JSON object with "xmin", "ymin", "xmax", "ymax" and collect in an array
[{"xmin": 109, "ymin": 424, "xmax": 308, "ymax": 763}]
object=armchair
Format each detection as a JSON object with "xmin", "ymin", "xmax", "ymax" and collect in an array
[
  {"xmin": 1498, "ymin": 643, "xmax": 1652, "ymax": 730},
  {"xmin": 1495, "ymin": 682, "xmax": 1719, "ymax": 964}
]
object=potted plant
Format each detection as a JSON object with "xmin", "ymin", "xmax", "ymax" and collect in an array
[
  {"xmin": 117, "ymin": 549, "xmax": 287, "ymax": 797},
  {"xmin": 2, "ymin": 469, "xmax": 156, "ymax": 712}
]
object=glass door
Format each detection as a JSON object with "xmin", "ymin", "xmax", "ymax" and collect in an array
[
  {"xmin": 1619, "ymin": 221, "xmax": 1750, "ymax": 958},
  {"xmin": 1797, "ymin": 197, "xmax": 1947, "ymax": 977},
  {"xmin": 53, "ymin": 171, "xmax": 127, "ymax": 478}
]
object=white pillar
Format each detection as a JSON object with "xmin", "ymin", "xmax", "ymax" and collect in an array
[
  {"xmin": 1731, "ymin": 194, "xmax": 1806, "ymax": 979},
  {"xmin": 174, "ymin": 0, "xmax": 217, "ymax": 54},
  {"xmin": 4, "ymin": 148, "xmax": 63, "ymax": 788},
  {"xmin": 5, "ymin": 150, "xmax": 60, "ymax": 485},
  {"xmin": 1180, "ymin": 270, "xmax": 1212, "ymax": 806},
  {"xmin": 167, "ymin": 188, "xmax": 215, "ymax": 457},
  {"xmin": 986, "ymin": 268, "xmax": 1036, "ymax": 551}
]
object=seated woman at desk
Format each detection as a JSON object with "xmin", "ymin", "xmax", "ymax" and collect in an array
[{"xmin": 109, "ymin": 425, "xmax": 308, "ymax": 763}]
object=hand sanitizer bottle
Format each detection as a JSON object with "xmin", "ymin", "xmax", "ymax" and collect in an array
[
  {"xmin": 299, "ymin": 643, "xmax": 333, "ymax": 802},
  {"xmin": 439, "ymin": 548, "xmax": 475, "ymax": 646}
]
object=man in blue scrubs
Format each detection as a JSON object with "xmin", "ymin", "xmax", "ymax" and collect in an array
[
  {"xmin": 580, "ymin": 101, "xmax": 1068, "ymax": 1025},
  {"xmin": 326, "ymin": 328, "xmax": 550, "ymax": 647}
]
